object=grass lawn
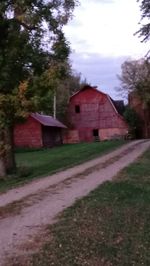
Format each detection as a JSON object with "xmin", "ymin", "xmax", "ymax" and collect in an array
[
  {"xmin": 0, "ymin": 140, "xmax": 125, "ymax": 192},
  {"xmin": 22, "ymin": 148, "xmax": 150, "ymax": 266}
]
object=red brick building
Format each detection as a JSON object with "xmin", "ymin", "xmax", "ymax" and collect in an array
[
  {"xmin": 129, "ymin": 92, "xmax": 150, "ymax": 138},
  {"xmin": 14, "ymin": 113, "xmax": 66, "ymax": 148},
  {"xmin": 64, "ymin": 85, "xmax": 128, "ymax": 143}
]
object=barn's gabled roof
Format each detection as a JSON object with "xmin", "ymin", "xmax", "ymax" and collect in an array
[
  {"xmin": 70, "ymin": 85, "xmax": 124, "ymax": 116},
  {"xmin": 31, "ymin": 113, "xmax": 67, "ymax": 128},
  {"xmin": 70, "ymin": 85, "xmax": 106, "ymax": 99}
]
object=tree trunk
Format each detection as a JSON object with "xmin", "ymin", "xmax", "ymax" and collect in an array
[
  {"xmin": 0, "ymin": 129, "xmax": 7, "ymax": 177},
  {"xmin": 0, "ymin": 158, "xmax": 6, "ymax": 178},
  {"xmin": 4, "ymin": 126, "xmax": 16, "ymax": 174},
  {"xmin": 144, "ymin": 108, "xmax": 149, "ymax": 138}
]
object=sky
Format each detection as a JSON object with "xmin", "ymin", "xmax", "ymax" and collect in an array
[{"xmin": 64, "ymin": 0, "xmax": 149, "ymax": 100}]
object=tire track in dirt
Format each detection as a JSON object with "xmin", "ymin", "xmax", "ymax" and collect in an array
[
  {"xmin": 0, "ymin": 140, "xmax": 147, "ymax": 219},
  {"xmin": 0, "ymin": 140, "xmax": 149, "ymax": 265},
  {"xmin": 0, "ymin": 140, "xmax": 146, "ymax": 208}
]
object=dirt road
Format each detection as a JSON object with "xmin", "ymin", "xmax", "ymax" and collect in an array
[{"xmin": 0, "ymin": 140, "xmax": 150, "ymax": 265}]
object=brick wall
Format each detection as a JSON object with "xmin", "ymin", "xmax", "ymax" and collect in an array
[{"xmin": 14, "ymin": 116, "xmax": 43, "ymax": 148}]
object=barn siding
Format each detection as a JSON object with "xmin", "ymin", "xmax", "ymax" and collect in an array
[
  {"xmin": 65, "ymin": 87, "xmax": 128, "ymax": 143},
  {"xmin": 68, "ymin": 88, "xmax": 126, "ymax": 130},
  {"xmin": 99, "ymin": 128, "xmax": 127, "ymax": 140},
  {"xmin": 14, "ymin": 116, "xmax": 42, "ymax": 148},
  {"xmin": 63, "ymin": 129, "xmax": 79, "ymax": 144}
]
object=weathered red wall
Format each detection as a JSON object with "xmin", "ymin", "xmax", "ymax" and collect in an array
[
  {"xmin": 66, "ymin": 87, "xmax": 127, "ymax": 142},
  {"xmin": 63, "ymin": 129, "xmax": 79, "ymax": 144},
  {"xmin": 14, "ymin": 116, "xmax": 43, "ymax": 148}
]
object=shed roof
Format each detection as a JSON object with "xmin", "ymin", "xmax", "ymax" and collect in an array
[{"xmin": 31, "ymin": 113, "xmax": 67, "ymax": 128}]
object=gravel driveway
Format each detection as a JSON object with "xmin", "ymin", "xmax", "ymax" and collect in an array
[{"xmin": 0, "ymin": 140, "xmax": 150, "ymax": 265}]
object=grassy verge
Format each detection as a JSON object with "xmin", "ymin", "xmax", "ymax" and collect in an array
[
  {"xmin": 0, "ymin": 140, "xmax": 125, "ymax": 192},
  {"xmin": 14, "ymin": 148, "xmax": 150, "ymax": 266}
]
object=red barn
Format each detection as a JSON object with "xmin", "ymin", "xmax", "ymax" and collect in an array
[
  {"xmin": 14, "ymin": 113, "xmax": 67, "ymax": 148},
  {"xmin": 64, "ymin": 85, "xmax": 128, "ymax": 143}
]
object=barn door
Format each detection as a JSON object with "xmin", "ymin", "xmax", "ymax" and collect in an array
[
  {"xmin": 42, "ymin": 126, "xmax": 62, "ymax": 148},
  {"xmin": 93, "ymin": 129, "xmax": 100, "ymax": 141}
]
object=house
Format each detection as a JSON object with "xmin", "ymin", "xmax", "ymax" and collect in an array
[
  {"xmin": 128, "ymin": 92, "xmax": 150, "ymax": 138},
  {"xmin": 14, "ymin": 113, "xmax": 67, "ymax": 148},
  {"xmin": 63, "ymin": 85, "xmax": 128, "ymax": 143}
]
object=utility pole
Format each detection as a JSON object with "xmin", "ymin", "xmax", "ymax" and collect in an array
[{"xmin": 53, "ymin": 91, "xmax": 56, "ymax": 119}]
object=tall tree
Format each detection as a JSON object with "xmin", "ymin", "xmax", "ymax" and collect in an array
[
  {"xmin": 137, "ymin": 0, "xmax": 150, "ymax": 42},
  {"xmin": 0, "ymin": 0, "xmax": 77, "ymax": 176},
  {"xmin": 118, "ymin": 59, "xmax": 150, "ymax": 104},
  {"xmin": 31, "ymin": 68, "xmax": 87, "ymax": 123},
  {"xmin": 123, "ymin": 106, "xmax": 142, "ymax": 138},
  {"xmin": 118, "ymin": 58, "xmax": 150, "ymax": 138},
  {"xmin": 55, "ymin": 72, "xmax": 87, "ymax": 122}
]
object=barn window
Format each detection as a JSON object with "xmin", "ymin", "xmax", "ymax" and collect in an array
[
  {"xmin": 75, "ymin": 105, "xmax": 80, "ymax": 113},
  {"xmin": 93, "ymin": 129, "xmax": 99, "ymax": 137}
]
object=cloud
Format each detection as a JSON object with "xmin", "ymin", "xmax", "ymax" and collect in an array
[
  {"xmin": 64, "ymin": 0, "xmax": 149, "ymax": 57},
  {"xmin": 64, "ymin": 0, "xmax": 149, "ymax": 101},
  {"xmin": 88, "ymin": 0, "xmax": 115, "ymax": 3},
  {"xmin": 70, "ymin": 52, "xmax": 128, "ymax": 100}
]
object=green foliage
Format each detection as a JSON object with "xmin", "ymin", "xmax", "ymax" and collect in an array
[
  {"xmin": 0, "ymin": 140, "xmax": 125, "ymax": 191},
  {"xmin": 52, "ymin": 31, "xmax": 71, "ymax": 61},
  {"xmin": 56, "ymin": 72, "xmax": 87, "ymax": 121},
  {"xmin": 0, "ymin": 0, "xmax": 77, "ymax": 124},
  {"xmin": 118, "ymin": 58, "xmax": 150, "ymax": 106},
  {"xmin": 0, "ymin": 0, "xmax": 78, "ymax": 172},
  {"xmin": 29, "ymin": 60, "xmax": 70, "ymax": 114},
  {"xmin": 118, "ymin": 59, "xmax": 150, "ymax": 139},
  {"xmin": 30, "ymin": 69, "xmax": 86, "ymax": 121},
  {"xmin": 123, "ymin": 107, "xmax": 142, "ymax": 138},
  {"xmin": 137, "ymin": 0, "xmax": 150, "ymax": 42}
]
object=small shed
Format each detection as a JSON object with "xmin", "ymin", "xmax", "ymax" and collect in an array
[{"xmin": 14, "ymin": 113, "xmax": 67, "ymax": 148}]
